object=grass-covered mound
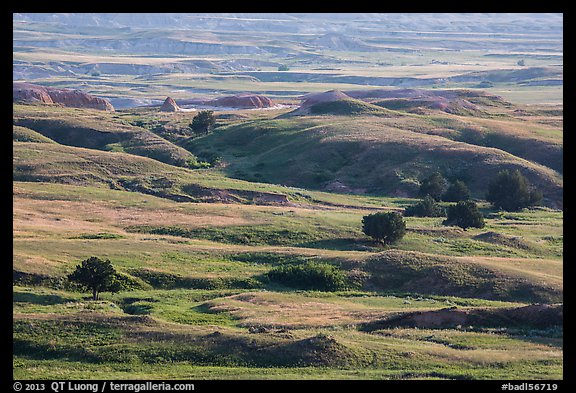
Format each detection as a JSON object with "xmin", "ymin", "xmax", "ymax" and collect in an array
[
  {"xmin": 12, "ymin": 142, "xmax": 308, "ymax": 205},
  {"xmin": 359, "ymin": 303, "xmax": 563, "ymax": 330},
  {"xmin": 361, "ymin": 250, "xmax": 562, "ymax": 303},
  {"xmin": 307, "ymin": 98, "xmax": 395, "ymax": 116},
  {"xmin": 266, "ymin": 262, "xmax": 353, "ymax": 291},
  {"xmin": 13, "ymin": 312, "xmax": 367, "ymax": 369},
  {"xmin": 13, "ymin": 104, "xmax": 201, "ymax": 168},
  {"xmin": 13, "ymin": 125, "xmax": 56, "ymax": 143}
]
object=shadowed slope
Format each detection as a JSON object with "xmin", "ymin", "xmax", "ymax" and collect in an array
[
  {"xmin": 13, "ymin": 104, "xmax": 199, "ymax": 168},
  {"xmin": 186, "ymin": 117, "xmax": 562, "ymax": 208}
]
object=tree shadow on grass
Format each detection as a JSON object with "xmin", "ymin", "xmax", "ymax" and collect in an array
[
  {"xmin": 298, "ymin": 237, "xmax": 378, "ymax": 251},
  {"xmin": 13, "ymin": 292, "xmax": 73, "ymax": 306}
]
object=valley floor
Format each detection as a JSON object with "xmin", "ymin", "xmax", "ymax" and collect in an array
[{"xmin": 13, "ymin": 181, "xmax": 563, "ymax": 380}]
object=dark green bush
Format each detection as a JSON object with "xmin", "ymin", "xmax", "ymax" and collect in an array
[
  {"xmin": 362, "ymin": 211, "xmax": 406, "ymax": 244},
  {"xmin": 266, "ymin": 262, "xmax": 352, "ymax": 291},
  {"xmin": 404, "ymin": 195, "xmax": 446, "ymax": 217},
  {"xmin": 67, "ymin": 257, "xmax": 124, "ymax": 300},
  {"xmin": 129, "ymin": 269, "xmax": 261, "ymax": 290},
  {"xmin": 442, "ymin": 180, "xmax": 471, "ymax": 202},
  {"xmin": 443, "ymin": 201, "xmax": 485, "ymax": 230},
  {"xmin": 486, "ymin": 169, "xmax": 543, "ymax": 211},
  {"xmin": 418, "ymin": 172, "xmax": 448, "ymax": 201},
  {"xmin": 190, "ymin": 110, "xmax": 216, "ymax": 135}
]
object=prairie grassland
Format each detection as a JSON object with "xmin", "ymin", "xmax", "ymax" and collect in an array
[
  {"xmin": 13, "ymin": 181, "xmax": 563, "ymax": 260},
  {"xmin": 490, "ymin": 86, "xmax": 563, "ymax": 105},
  {"xmin": 13, "ymin": 13, "xmax": 564, "ymax": 380},
  {"xmin": 13, "ymin": 293, "xmax": 562, "ymax": 380},
  {"xmin": 12, "ymin": 146, "xmax": 563, "ymax": 378}
]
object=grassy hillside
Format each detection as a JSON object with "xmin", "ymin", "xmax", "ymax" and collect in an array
[
  {"xmin": 12, "ymin": 98, "xmax": 562, "ymax": 381},
  {"xmin": 12, "ymin": 13, "xmax": 563, "ymax": 381},
  {"xmin": 13, "ymin": 104, "xmax": 202, "ymax": 168},
  {"xmin": 13, "ymin": 125, "xmax": 56, "ymax": 143},
  {"xmin": 13, "ymin": 140, "xmax": 412, "ymax": 212},
  {"xmin": 184, "ymin": 116, "xmax": 563, "ymax": 208}
]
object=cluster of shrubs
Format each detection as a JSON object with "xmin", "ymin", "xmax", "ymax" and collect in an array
[
  {"xmin": 362, "ymin": 169, "xmax": 543, "ymax": 244},
  {"xmin": 417, "ymin": 173, "xmax": 470, "ymax": 203},
  {"xmin": 415, "ymin": 170, "xmax": 542, "ymax": 212},
  {"xmin": 67, "ymin": 255, "xmax": 355, "ymax": 298}
]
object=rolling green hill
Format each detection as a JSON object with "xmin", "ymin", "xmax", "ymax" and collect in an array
[
  {"xmin": 13, "ymin": 104, "xmax": 201, "ymax": 168},
  {"xmin": 184, "ymin": 115, "xmax": 563, "ymax": 208},
  {"xmin": 13, "ymin": 173, "xmax": 563, "ymax": 379},
  {"xmin": 13, "ymin": 125, "xmax": 56, "ymax": 143},
  {"xmin": 13, "ymin": 139, "xmax": 392, "ymax": 210},
  {"xmin": 12, "ymin": 141, "xmax": 301, "ymax": 205},
  {"xmin": 286, "ymin": 97, "xmax": 398, "ymax": 117}
]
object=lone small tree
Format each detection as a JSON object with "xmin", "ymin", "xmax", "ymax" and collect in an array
[
  {"xmin": 67, "ymin": 257, "xmax": 123, "ymax": 300},
  {"xmin": 418, "ymin": 172, "xmax": 448, "ymax": 201},
  {"xmin": 443, "ymin": 201, "xmax": 485, "ymax": 230},
  {"xmin": 362, "ymin": 211, "xmax": 406, "ymax": 245},
  {"xmin": 190, "ymin": 110, "xmax": 216, "ymax": 135},
  {"xmin": 442, "ymin": 180, "xmax": 471, "ymax": 202},
  {"xmin": 486, "ymin": 169, "xmax": 543, "ymax": 211},
  {"xmin": 404, "ymin": 195, "xmax": 445, "ymax": 217}
]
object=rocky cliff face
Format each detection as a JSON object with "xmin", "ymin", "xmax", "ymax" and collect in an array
[
  {"xmin": 210, "ymin": 94, "xmax": 275, "ymax": 109},
  {"xmin": 13, "ymin": 82, "xmax": 114, "ymax": 111},
  {"xmin": 160, "ymin": 96, "xmax": 181, "ymax": 112},
  {"xmin": 13, "ymin": 83, "xmax": 54, "ymax": 104}
]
